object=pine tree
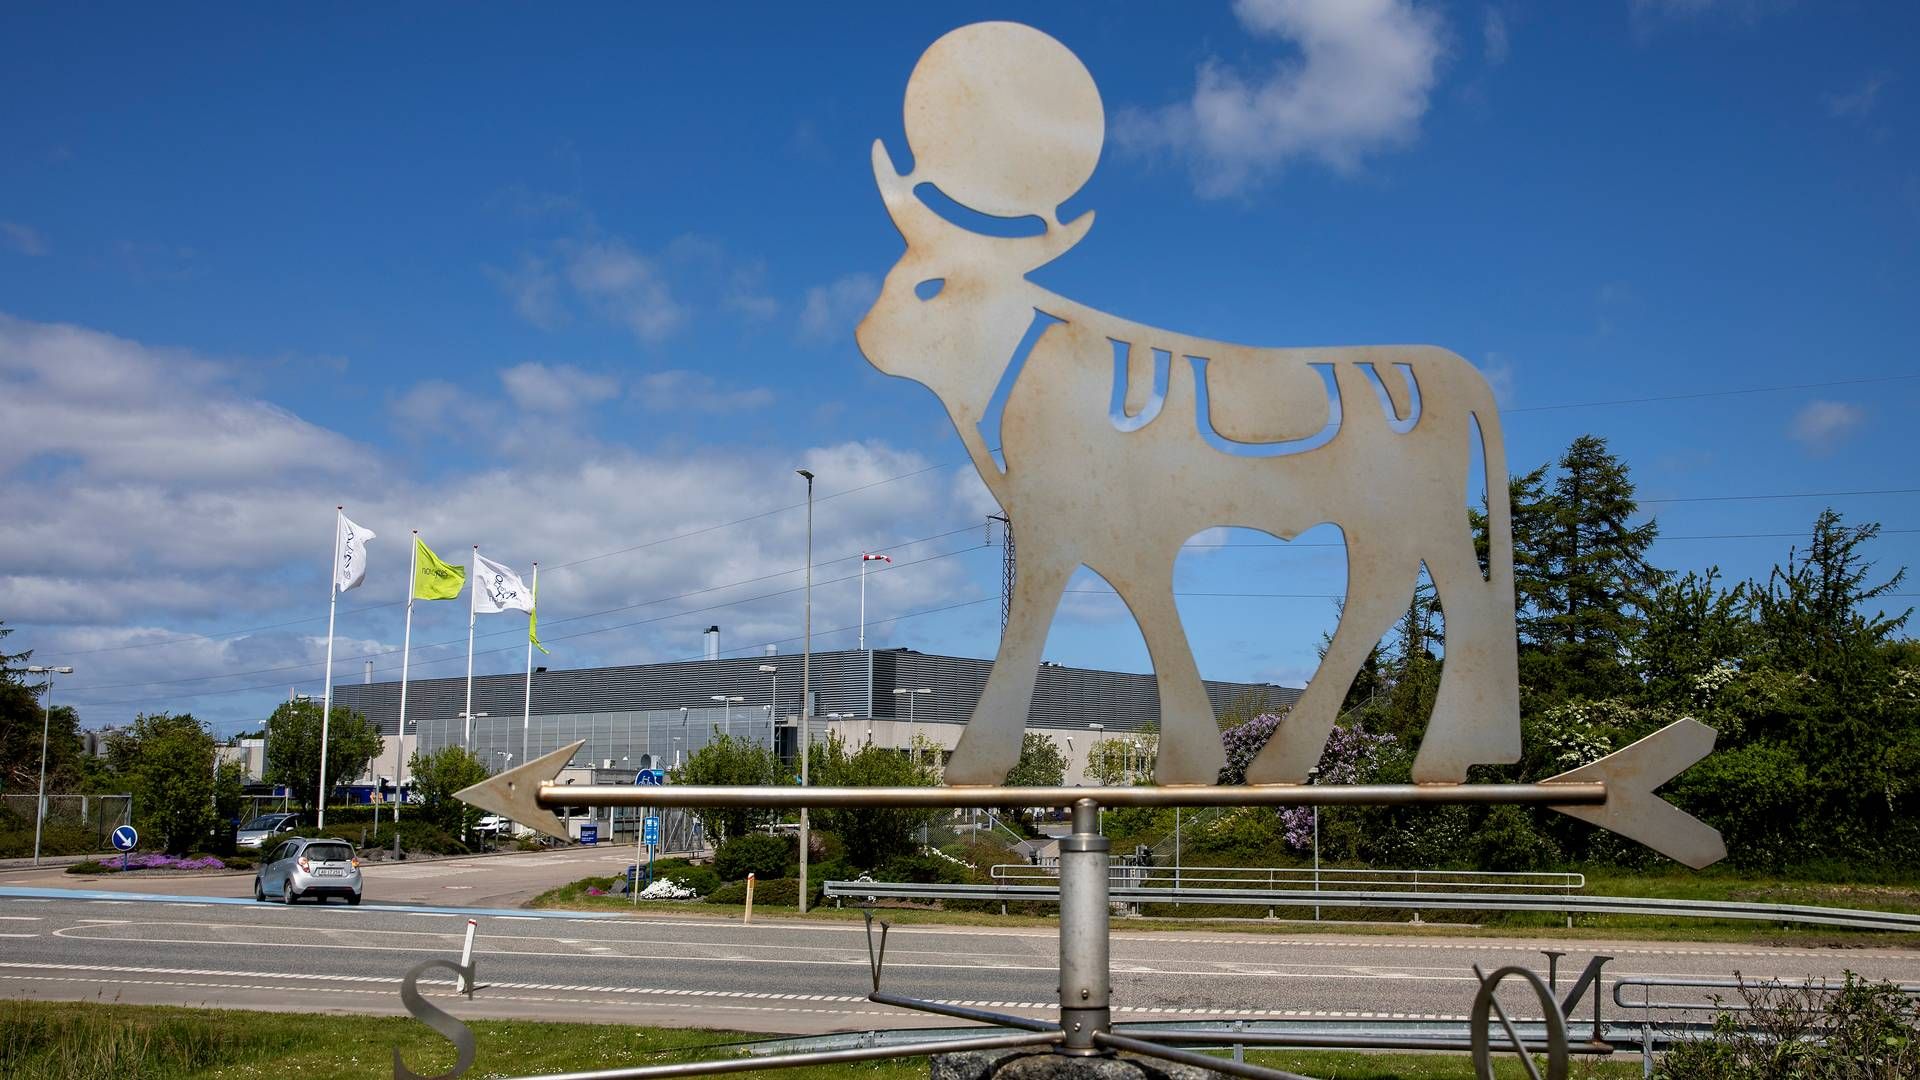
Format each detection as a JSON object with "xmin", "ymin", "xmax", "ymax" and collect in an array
[{"xmin": 1510, "ymin": 436, "xmax": 1662, "ymax": 700}]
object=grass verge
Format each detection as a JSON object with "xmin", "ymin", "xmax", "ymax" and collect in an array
[
  {"xmin": 0, "ymin": 1000, "xmax": 1640, "ymax": 1079},
  {"xmin": 527, "ymin": 875, "xmax": 1919, "ymax": 949}
]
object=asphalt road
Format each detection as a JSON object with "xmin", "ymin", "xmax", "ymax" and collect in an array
[
  {"xmin": 3, "ymin": 889, "xmax": 1916, "ymax": 1036},
  {"xmin": 0, "ymin": 844, "xmax": 641, "ymax": 908}
]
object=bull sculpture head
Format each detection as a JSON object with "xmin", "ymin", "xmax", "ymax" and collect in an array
[{"xmin": 856, "ymin": 21, "xmax": 1104, "ymax": 474}]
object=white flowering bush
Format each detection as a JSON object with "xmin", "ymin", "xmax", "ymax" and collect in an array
[{"xmin": 637, "ymin": 876, "xmax": 701, "ymax": 900}]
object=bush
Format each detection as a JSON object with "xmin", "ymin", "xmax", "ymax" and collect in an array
[
  {"xmin": 706, "ymin": 876, "xmax": 798, "ymax": 906},
  {"xmin": 653, "ymin": 865, "xmax": 720, "ymax": 898},
  {"xmin": 1470, "ymin": 806, "xmax": 1562, "ymax": 871},
  {"xmin": 715, "ymin": 833, "xmax": 793, "ymax": 883},
  {"xmin": 364, "ymin": 819, "xmax": 470, "ymax": 857},
  {"xmin": 65, "ymin": 860, "xmax": 114, "ymax": 875},
  {"xmin": 878, "ymin": 852, "xmax": 971, "ymax": 886},
  {"xmin": 1655, "ymin": 973, "xmax": 1920, "ymax": 1078}
]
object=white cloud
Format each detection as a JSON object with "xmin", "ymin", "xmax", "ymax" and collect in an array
[
  {"xmin": 501, "ymin": 362, "xmax": 619, "ymax": 413},
  {"xmin": 561, "ymin": 239, "xmax": 688, "ymax": 343},
  {"xmin": 1, "ymin": 222, "xmax": 47, "ymax": 257},
  {"xmin": 1116, "ymin": 0, "xmax": 1446, "ymax": 196},
  {"xmin": 798, "ymin": 273, "xmax": 880, "ymax": 344},
  {"xmin": 1482, "ymin": 7, "xmax": 1509, "ymax": 65},
  {"xmin": 1824, "ymin": 75, "xmax": 1891, "ymax": 122},
  {"xmin": 634, "ymin": 370, "xmax": 774, "ymax": 414},
  {"xmin": 1, "ymin": 312, "xmax": 984, "ymax": 732},
  {"xmin": 1789, "ymin": 400, "xmax": 1866, "ymax": 455},
  {"xmin": 484, "ymin": 254, "xmax": 565, "ymax": 329}
]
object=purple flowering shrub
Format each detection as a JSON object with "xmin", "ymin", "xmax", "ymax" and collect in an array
[
  {"xmin": 123, "ymin": 853, "xmax": 227, "ymax": 871},
  {"xmin": 1217, "ymin": 712, "xmax": 1396, "ymax": 853}
]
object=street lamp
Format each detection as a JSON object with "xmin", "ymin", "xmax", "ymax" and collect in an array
[
  {"xmin": 493, "ymin": 750, "xmax": 514, "ymax": 772},
  {"xmin": 25, "ymin": 665, "xmax": 74, "ymax": 866},
  {"xmin": 892, "ymin": 687, "xmax": 932, "ymax": 765},
  {"xmin": 795, "ymin": 466, "xmax": 814, "ymax": 914},
  {"xmin": 759, "ymin": 663, "xmax": 779, "ymax": 755},
  {"xmin": 1307, "ymin": 765, "xmax": 1322, "ymax": 921},
  {"xmin": 709, "ymin": 695, "xmax": 744, "ymax": 738},
  {"xmin": 457, "ymin": 712, "xmax": 488, "ymax": 756}
]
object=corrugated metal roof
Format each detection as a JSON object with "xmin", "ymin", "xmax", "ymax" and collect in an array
[{"xmin": 332, "ymin": 648, "xmax": 1300, "ymax": 737}]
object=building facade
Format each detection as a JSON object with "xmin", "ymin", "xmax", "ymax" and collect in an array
[{"xmin": 332, "ymin": 647, "xmax": 1300, "ymax": 789}]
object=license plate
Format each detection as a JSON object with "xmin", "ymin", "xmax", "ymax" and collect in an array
[{"xmin": 315, "ymin": 868, "xmax": 344, "ymax": 877}]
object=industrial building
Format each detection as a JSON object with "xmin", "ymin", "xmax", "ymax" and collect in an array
[{"xmin": 331, "ymin": 638, "xmax": 1300, "ymax": 799}]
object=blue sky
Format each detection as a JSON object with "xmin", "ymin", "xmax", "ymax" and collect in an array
[{"xmin": 3, "ymin": 1, "xmax": 1915, "ymax": 736}]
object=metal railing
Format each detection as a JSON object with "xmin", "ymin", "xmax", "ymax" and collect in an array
[
  {"xmin": 822, "ymin": 878, "xmax": 1920, "ymax": 933},
  {"xmin": 992, "ymin": 863, "xmax": 1585, "ymax": 894},
  {"xmin": 1613, "ymin": 976, "xmax": 1920, "ymax": 1076}
]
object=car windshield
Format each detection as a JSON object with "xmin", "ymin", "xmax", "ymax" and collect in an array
[
  {"xmin": 304, "ymin": 843, "xmax": 353, "ymax": 863},
  {"xmin": 240, "ymin": 815, "xmax": 286, "ymax": 831}
]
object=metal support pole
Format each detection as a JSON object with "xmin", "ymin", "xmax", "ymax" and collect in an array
[{"xmin": 1057, "ymin": 797, "xmax": 1110, "ymax": 1056}]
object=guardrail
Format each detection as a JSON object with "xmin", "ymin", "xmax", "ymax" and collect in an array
[
  {"xmin": 992, "ymin": 863, "xmax": 1585, "ymax": 893},
  {"xmin": 822, "ymin": 879, "xmax": 1920, "ymax": 933},
  {"xmin": 1612, "ymin": 976, "xmax": 1920, "ymax": 1076}
]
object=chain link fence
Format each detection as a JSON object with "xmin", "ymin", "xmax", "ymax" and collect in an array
[{"xmin": 0, "ymin": 793, "xmax": 133, "ymax": 857}]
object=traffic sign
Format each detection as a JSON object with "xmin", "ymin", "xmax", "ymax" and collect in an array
[
  {"xmin": 635, "ymin": 769, "xmax": 666, "ymax": 786},
  {"xmin": 110, "ymin": 825, "xmax": 138, "ymax": 852},
  {"xmin": 643, "ymin": 816, "xmax": 660, "ymax": 847}
]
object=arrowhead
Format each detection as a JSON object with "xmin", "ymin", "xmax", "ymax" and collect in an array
[
  {"xmin": 1545, "ymin": 718, "xmax": 1727, "ymax": 869},
  {"xmin": 455, "ymin": 739, "xmax": 583, "ymax": 841}
]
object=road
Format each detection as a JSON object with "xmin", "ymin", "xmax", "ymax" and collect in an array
[
  {"xmin": 0, "ymin": 844, "xmax": 640, "ymax": 908},
  {"xmin": 2, "ymin": 887, "xmax": 1916, "ymax": 1036}
]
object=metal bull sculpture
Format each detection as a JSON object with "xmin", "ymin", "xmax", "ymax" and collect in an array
[
  {"xmin": 441, "ymin": 20, "xmax": 1732, "ymax": 1080},
  {"xmin": 855, "ymin": 21, "xmax": 1518, "ymax": 789}
]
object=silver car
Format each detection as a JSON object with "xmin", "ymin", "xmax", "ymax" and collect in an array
[
  {"xmin": 236, "ymin": 812, "xmax": 301, "ymax": 851},
  {"xmin": 254, "ymin": 837, "xmax": 362, "ymax": 905}
]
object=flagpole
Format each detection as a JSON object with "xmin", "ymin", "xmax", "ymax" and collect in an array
[
  {"xmin": 318, "ymin": 506, "xmax": 343, "ymax": 831},
  {"xmin": 859, "ymin": 555, "xmax": 868, "ymax": 653},
  {"xmin": 464, "ymin": 545, "xmax": 478, "ymax": 752},
  {"xmin": 395, "ymin": 530, "xmax": 418, "ymax": 824},
  {"xmin": 523, "ymin": 562, "xmax": 537, "ymax": 765}
]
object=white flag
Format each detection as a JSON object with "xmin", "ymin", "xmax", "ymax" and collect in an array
[
  {"xmin": 472, "ymin": 552, "xmax": 534, "ymax": 614},
  {"xmin": 335, "ymin": 513, "xmax": 377, "ymax": 592}
]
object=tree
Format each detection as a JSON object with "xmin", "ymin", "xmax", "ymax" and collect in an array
[
  {"xmin": 407, "ymin": 745, "xmax": 489, "ymax": 837},
  {"xmin": 261, "ymin": 699, "xmax": 382, "ymax": 811},
  {"xmin": 673, "ymin": 734, "xmax": 778, "ymax": 845},
  {"xmin": 1083, "ymin": 738, "xmax": 1131, "ymax": 785},
  {"xmin": 1751, "ymin": 510, "xmax": 1910, "ymax": 690},
  {"xmin": 0, "ymin": 621, "xmax": 88, "ymax": 799},
  {"xmin": 107, "ymin": 713, "xmax": 215, "ymax": 855},
  {"xmin": 1511, "ymin": 436, "xmax": 1662, "ymax": 701},
  {"xmin": 1004, "ymin": 733, "xmax": 1066, "ymax": 832},
  {"xmin": 810, "ymin": 732, "xmax": 939, "ymax": 869},
  {"xmin": 214, "ymin": 760, "xmax": 248, "ymax": 829}
]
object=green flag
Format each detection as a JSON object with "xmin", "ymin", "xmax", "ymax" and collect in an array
[{"xmin": 413, "ymin": 537, "xmax": 465, "ymax": 600}]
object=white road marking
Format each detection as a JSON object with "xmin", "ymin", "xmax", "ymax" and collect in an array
[
  {"xmin": 0, "ymin": 916, "xmax": 42, "ymax": 921},
  {"xmin": 0, "ymin": 933, "xmax": 37, "ymax": 938}
]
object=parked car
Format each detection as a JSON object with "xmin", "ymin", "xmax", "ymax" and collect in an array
[
  {"xmin": 473, "ymin": 815, "xmax": 512, "ymax": 836},
  {"xmin": 236, "ymin": 812, "xmax": 301, "ymax": 851},
  {"xmin": 254, "ymin": 837, "xmax": 362, "ymax": 905}
]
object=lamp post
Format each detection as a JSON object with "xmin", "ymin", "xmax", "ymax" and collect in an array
[
  {"xmin": 891, "ymin": 687, "xmax": 932, "ymax": 765},
  {"xmin": 795, "ymin": 467, "xmax": 814, "ymax": 914},
  {"xmin": 1308, "ymin": 765, "xmax": 1322, "ymax": 921},
  {"xmin": 676, "ymin": 706, "xmax": 689, "ymax": 766},
  {"xmin": 25, "ymin": 665, "xmax": 73, "ymax": 866},
  {"xmin": 456, "ymin": 712, "xmax": 488, "ymax": 756},
  {"xmin": 709, "ymin": 695, "xmax": 744, "ymax": 739},
  {"xmin": 758, "ymin": 664, "xmax": 779, "ymax": 756}
]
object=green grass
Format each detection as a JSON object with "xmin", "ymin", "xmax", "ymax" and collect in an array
[
  {"xmin": 0, "ymin": 1000, "xmax": 1642, "ymax": 1079},
  {"xmin": 527, "ymin": 873, "xmax": 1920, "ymax": 949}
]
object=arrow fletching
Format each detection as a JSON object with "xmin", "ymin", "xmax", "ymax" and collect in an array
[{"xmin": 1544, "ymin": 718, "xmax": 1726, "ymax": 869}]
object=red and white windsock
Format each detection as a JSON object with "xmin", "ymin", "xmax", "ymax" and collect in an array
[{"xmin": 859, "ymin": 553, "xmax": 891, "ymax": 651}]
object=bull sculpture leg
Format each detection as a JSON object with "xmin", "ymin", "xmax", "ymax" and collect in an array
[
  {"xmin": 1110, "ymin": 558, "xmax": 1225, "ymax": 786},
  {"xmin": 1243, "ymin": 535, "xmax": 1417, "ymax": 785},
  {"xmin": 943, "ymin": 545, "xmax": 1076, "ymax": 785},
  {"xmin": 1410, "ymin": 526, "xmax": 1521, "ymax": 782}
]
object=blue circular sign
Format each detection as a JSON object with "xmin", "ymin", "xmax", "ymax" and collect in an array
[{"xmin": 110, "ymin": 825, "xmax": 138, "ymax": 852}]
